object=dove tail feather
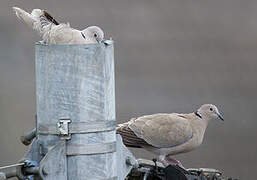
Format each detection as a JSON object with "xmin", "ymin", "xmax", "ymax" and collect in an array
[
  {"xmin": 12, "ymin": 7, "xmax": 37, "ymax": 28},
  {"xmin": 12, "ymin": 7, "xmax": 59, "ymax": 36}
]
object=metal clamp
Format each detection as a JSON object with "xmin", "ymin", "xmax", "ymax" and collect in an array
[
  {"xmin": 38, "ymin": 120, "xmax": 116, "ymax": 135},
  {"xmin": 57, "ymin": 118, "xmax": 71, "ymax": 140}
]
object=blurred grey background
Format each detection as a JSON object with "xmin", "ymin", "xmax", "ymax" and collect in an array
[{"xmin": 0, "ymin": 0, "xmax": 256, "ymax": 179}]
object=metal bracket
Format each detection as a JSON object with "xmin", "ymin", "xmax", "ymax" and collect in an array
[
  {"xmin": 57, "ymin": 118, "xmax": 71, "ymax": 140},
  {"xmin": 116, "ymin": 134, "xmax": 138, "ymax": 180},
  {"xmin": 39, "ymin": 141, "xmax": 67, "ymax": 180}
]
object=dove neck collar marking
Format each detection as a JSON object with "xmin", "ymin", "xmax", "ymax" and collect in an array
[
  {"xmin": 194, "ymin": 111, "xmax": 202, "ymax": 119},
  {"xmin": 81, "ymin": 32, "xmax": 86, "ymax": 39}
]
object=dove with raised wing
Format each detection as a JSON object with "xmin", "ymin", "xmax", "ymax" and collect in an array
[
  {"xmin": 12, "ymin": 7, "xmax": 104, "ymax": 44},
  {"xmin": 117, "ymin": 104, "xmax": 224, "ymax": 168}
]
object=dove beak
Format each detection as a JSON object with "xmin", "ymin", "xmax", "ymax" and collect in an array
[
  {"xmin": 102, "ymin": 39, "xmax": 112, "ymax": 45},
  {"xmin": 216, "ymin": 113, "xmax": 224, "ymax": 121}
]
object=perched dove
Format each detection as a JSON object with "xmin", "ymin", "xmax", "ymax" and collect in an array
[
  {"xmin": 12, "ymin": 7, "xmax": 104, "ymax": 44},
  {"xmin": 117, "ymin": 104, "xmax": 224, "ymax": 167}
]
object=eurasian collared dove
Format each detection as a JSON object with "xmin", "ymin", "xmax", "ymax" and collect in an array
[
  {"xmin": 12, "ymin": 7, "xmax": 104, "ymax": 44},
  {"xmin": 117, "ymin": 104, "xmax": 224, "ymax": 167}
]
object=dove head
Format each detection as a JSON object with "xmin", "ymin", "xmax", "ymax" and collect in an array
[
  {"xmin": 83, "ymin": 26, "xmax": 104, "ymax": 43},
  {"xmin": 197, "ymin": 104, "xmax": 224, "ymax": 121}
]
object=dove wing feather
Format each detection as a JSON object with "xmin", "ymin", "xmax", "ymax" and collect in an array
[{"xmin": 116, "ymin": 123, "xmax": 152, "ymax": 148}]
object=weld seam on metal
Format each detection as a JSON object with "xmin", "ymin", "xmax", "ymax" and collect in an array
[
  {"xmin": 37, "ymin": 120, "xmax": 115, "ymax": 135},
  {"xmin": 66, "ymin": 142, "xmax": 116, "ymax": 156}
]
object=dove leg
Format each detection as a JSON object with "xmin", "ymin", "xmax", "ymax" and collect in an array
[
  {"xmin": 159, "ymin": 155, "xmax": 171, "ymax": 167},
  {"xmin": 159, "ymin": 155, "xmax": 186, "ymax": 169}
]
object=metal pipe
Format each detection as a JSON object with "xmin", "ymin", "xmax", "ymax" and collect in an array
[
  {"xmin": 20, "ymin": 128, "xmax": 37, "ymax": 146},
  {"xmin": 35, "ymin": 42, "xmax": 116, "ymax": 180},
  {"xmin": 143, "ymin": 171, "xmax": 149, "ymax": 180},
  {"xmin": 25, "ymin": 167, "xmax": 39, "ymax": 175},
  {"xmin": 5, "ymin": 169, "xmax": 17, "ymax": 178}
]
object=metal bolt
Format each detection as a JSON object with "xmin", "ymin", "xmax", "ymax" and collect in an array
[
  {"xmin": 126, "ymin": 157, "xmax": 133, "ymax": 166},
  {"xmin": 42, "ymin": 165, "xmax": 48, "ymax": 176},
  {"xmin": 126, "ymin": 157, "xmax": 138, "ymax": 168}
]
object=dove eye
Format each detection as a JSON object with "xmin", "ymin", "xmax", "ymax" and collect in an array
[
  {"xmin": 94, "ymin": 33, "xmax": 98, "ymax": 37},
  {"xmin": 210, "ymin": 108, "xmax": 213, "ymax": 111}
]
